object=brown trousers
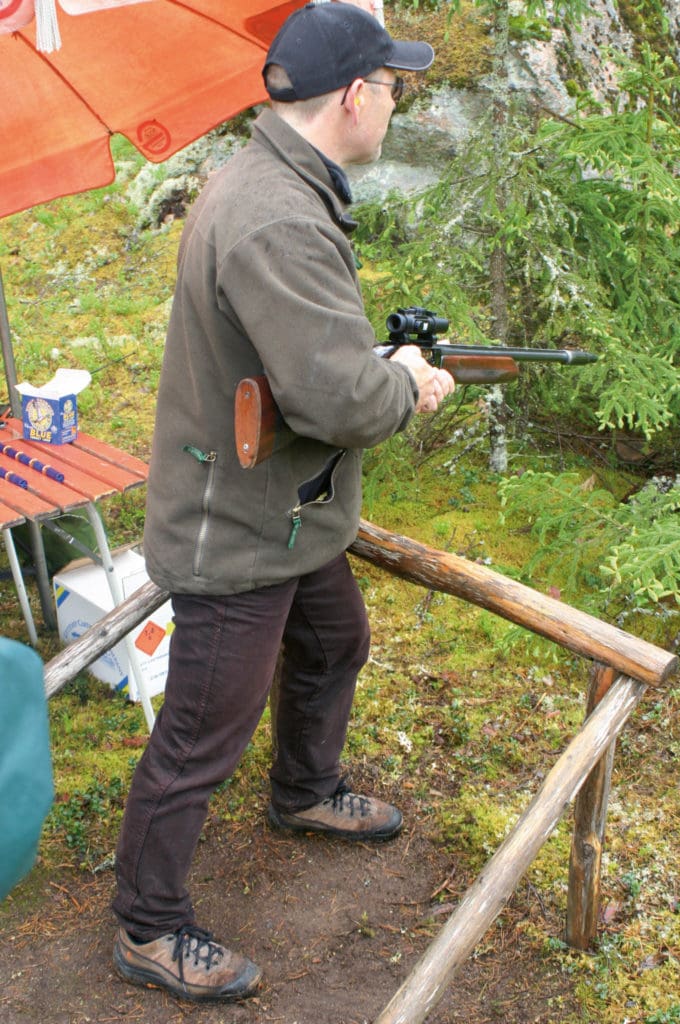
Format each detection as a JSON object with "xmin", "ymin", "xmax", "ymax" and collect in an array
[{"xmin": 112, "ymin": 553, "xmax": 370, "ymax": 940}]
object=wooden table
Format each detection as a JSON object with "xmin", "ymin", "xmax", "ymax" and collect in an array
[{"xmin": 0, "ymin": 413, "xmax": 155, "ymax": 726}]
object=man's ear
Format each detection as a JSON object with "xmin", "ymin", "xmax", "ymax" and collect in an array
[{"xmin": 342, "ymin": 79, "xmax": 365, "ymax": 122}]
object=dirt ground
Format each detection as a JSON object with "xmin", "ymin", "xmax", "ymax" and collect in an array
[{"xmin": 1, "ymin": 789, "xmax": 582, "ymax": 1024}]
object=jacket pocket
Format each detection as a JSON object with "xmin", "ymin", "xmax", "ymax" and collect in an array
[
  {"xmin": 182, "ymin": 444, "xmax": 218, "ymax": 576},
  {"xmin": 286, "ymin": 450, "xmax": 346, "ymax": 550}
]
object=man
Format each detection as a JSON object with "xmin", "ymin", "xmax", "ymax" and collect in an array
[{"xmin": 112, "ymin": 0, "xmax": 453, "ymax": 1003}]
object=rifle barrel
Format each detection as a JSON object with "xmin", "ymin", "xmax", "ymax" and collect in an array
[
  {"xmin": 436, "ymin": 344, "xmax": 598, "ymax": 365},
  {"xmin": 374, "ymin": 343, "xmax": 598, "ymax": 366}
]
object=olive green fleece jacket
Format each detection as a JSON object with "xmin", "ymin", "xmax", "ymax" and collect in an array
[{"xmin": 143, "ymin": 108, "xmax": 418, "ymax": 595}]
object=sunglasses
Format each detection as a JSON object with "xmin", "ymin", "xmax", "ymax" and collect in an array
[
  {"xmin": 366, "ymin": 75, "xmax": 405, "ymax": 103},
  {"xmin": 340, "ymin": 75, "xmax": 406, "ymax": 105}
]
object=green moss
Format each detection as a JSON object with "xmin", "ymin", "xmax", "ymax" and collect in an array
[
  {"xmin": 432, "ymin": 784, "xmax": 523, "ymax": 865},
  {"xmin": 617, "ymin": 0, "xmax": 676, "ymax": 63},
  {"xmin": 388, "ymin": 1, "xmax": 493, "ymax": 91}
]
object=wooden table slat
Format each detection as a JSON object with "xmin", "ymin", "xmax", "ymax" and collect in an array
[
  {"xmin": 74, "ymin": 431, "xmax": 149, "ymax": 478},
  {"xmin": 0, "ymin": 419, "xmax": 147, "ymax": 492},
  {"xmin": 0, "ymin": 477, "xmax": 59, "ymax": 521},
  {"xmin": 0, "ymin": 448, "xmax": 118, "ymax": 503},
  {"xmin": 0, "ymin": 499, "xmax": 26, "ymax": 530},
  {"xmin": 0, "ymin": 452, "xmax": 94, "ymax": 512}
]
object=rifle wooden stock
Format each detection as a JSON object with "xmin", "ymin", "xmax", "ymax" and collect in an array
[{"xmin": 234, "ymin": 375, "xmax": 295, "ymax": 469}]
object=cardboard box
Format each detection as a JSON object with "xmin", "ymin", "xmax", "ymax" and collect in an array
[
  {"xmin": 15, "ymin": 368, "xmax": 91, "ymax": 445},
  {"xmin": 53, "ymin": 549, "xmax": 173, "ymax": 702},
  {"xmin": 21, "ymin": 393, "xmax": 78, "ymax": 444}
]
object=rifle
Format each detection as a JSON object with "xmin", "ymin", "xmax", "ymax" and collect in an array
[{"xmin": 234, "ymin": 307, "xmax": 598, "ymax": 469}]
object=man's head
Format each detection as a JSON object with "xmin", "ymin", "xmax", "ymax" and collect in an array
[
  {"xmin": 262, "ymin": 1, "xmax": 434, "ymax": 166},
  {"xmin": 263, "ymin": 1, "xmax": 433, "ymax": 104}
]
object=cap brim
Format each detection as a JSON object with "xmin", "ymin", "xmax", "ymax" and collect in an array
[{"xmin": 385, "ymin": 40, "xmax": 434, "ymax": 73}]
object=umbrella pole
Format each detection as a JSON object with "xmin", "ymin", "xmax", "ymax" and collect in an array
[
  {"xmin": 0, "ymin": 266, "xmax": 21, "ymax": 416},
  {"xmin": 0, "ymin": 265, "xmax": 58, "ymax": 629}
]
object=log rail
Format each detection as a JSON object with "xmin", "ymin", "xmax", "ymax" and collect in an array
[
  {"xmin": 41, "ymin": 518, "xmax": 678, "ymax": 1024},
  {"xmin": 351, "ymin": 520, "xmax": 675, "ymax": 686}
]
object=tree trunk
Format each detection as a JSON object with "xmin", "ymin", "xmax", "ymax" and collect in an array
[{"xmin": 487, "ymin": 0, "xmax": 511, "ymax": 473}]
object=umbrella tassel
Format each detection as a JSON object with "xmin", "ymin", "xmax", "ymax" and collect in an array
[{"xmin": 35, "ymin": 0, "xmax": 61, "ymax": 53}]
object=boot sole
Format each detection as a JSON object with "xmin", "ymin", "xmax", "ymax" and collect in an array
[{"xmin": 113, "ymin": 942, "xmax": 261, "ymax": 1002}]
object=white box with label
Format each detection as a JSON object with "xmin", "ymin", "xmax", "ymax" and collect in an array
[{"xmin": 53, "ymin": 549, "xmax": 173, "ymax": 702}]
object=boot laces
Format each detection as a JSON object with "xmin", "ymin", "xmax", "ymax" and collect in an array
[
  {"xmin": 329, "ymin": 783, "xmax": 370, "ymax": 818},
  {"xmin": 172, "ymin": 925, "xmax": 224, "ymax": 977}
]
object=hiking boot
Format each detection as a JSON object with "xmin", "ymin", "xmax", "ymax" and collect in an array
[
  {"xmin": 268, "ymin": 783, "xmax": 402, "ymax": 841},
  {"xmin": 113, "ymin": 925, "xmax": 261, "ymax": 1002}
]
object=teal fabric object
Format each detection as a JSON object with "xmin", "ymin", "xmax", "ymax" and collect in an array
[{"xmin": 0, "ymin": 638, "xmax": 53, "ymax": 900}]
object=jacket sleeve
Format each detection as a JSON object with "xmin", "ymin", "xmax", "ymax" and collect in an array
[{"xmin": 219, "ymin": 215, "xmax": 418, "ymax": 450}]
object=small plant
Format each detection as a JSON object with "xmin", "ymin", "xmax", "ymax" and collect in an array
[
  {"xmin": 357, "ymin": 911, "xmax": 376, "ymax": 938},
  {"xmin": 620, "ymin": 869, "xmax": 643, "ymax": 900},
  {"xmin": 48, "ymin": 777, "xmax": 125, "ymax": 861},
  {"xmin": 499, "ymin": 470, "xmax": 680, "ymax": 621},
  {"xmin": 362, "ymin": 432, "xmax": 419, "ymax": 517},
  {"xmin": 644, "ymin": 1009, "xmax": 680, "ymax": 1024}
]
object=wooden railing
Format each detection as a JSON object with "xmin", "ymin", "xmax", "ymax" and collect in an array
[{"xmin": 42, "ymin": 518, "xmax": 678, "ymax": 1024}]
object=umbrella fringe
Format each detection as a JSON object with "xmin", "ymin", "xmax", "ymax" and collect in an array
[{"xmin": 35, "ymin": 0, "xmax": 61, "ymax": 53}]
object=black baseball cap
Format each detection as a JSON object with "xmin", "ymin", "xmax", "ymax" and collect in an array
[{"xmin": 263, "ymin": 1, "xmax": 435, "ymax": 102}]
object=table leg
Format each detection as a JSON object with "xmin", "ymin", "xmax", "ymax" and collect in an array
[
  {"xmin": 28, "ymin": 519, "xmax": 57, "ymax": 630},
  {"xmin": 3, "ymin": 527, "xmax": 39, "ymax": 647},
  {"xmin": 84, "ymin": 503, "xmax": 156, "ymax": 732}
]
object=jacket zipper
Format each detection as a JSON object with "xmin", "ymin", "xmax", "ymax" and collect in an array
[
  {"xmin": 183, "ymin": 445, "xmax": 217, "ymax": 576},
  {"xmin": 287, "ymin": 506, "xmax": 303, "ymax": 549}
]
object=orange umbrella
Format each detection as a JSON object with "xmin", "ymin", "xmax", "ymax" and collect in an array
[{"xmin": 0, "ymin": 0, "xmax": 306, "ymax": 220}]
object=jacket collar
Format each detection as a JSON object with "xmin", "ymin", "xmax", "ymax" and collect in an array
[{"xmin": 251, "ymin": 108, "xmax": 358, "ymax": 235}]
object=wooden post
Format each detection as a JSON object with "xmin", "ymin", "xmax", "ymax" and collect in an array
[
  {"xmin": 373, "ymin": 675, "xmax": 647, "ymax": 1024},
  {"xmin": 566, "ymin": 663, "xmax": 617, "ymax": 949}
]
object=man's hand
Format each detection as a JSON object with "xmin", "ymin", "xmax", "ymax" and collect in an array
[{"xmin": 389, "ymin": 344, "xmax": 455, "ymax": 413}]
